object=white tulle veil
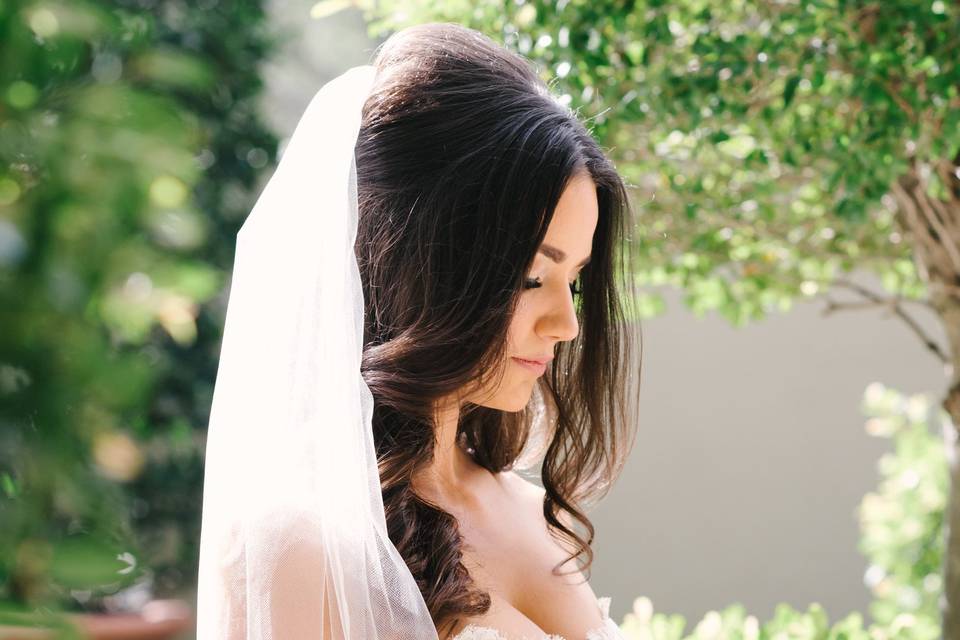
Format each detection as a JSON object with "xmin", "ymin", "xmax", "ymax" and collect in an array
[{"xmin": 195, "ymin": 64, "xmax": 441, "ymax": 639}]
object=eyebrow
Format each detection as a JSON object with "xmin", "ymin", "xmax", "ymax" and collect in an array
[{"xmin": 538, "ymin": 243, "xmax": 591, "ymax": 268}]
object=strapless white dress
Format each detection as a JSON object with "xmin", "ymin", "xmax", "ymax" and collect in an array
[{"xmin": 451, "ymin": 596, "xmax": 624, "ymax": 640}]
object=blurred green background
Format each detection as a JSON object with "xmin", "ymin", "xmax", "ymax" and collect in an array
[
  {"xmin": 2, "ymin": 0, "xmax": 959, "ymax": 638},
  {"xmin": 0, "ymin": 0, "xmax": 277, "ymax": 629}
]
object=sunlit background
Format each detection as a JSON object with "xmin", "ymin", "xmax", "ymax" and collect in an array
[{"xmin": 2, "ymin": 1, "xmax": 958, "ymax": 638}]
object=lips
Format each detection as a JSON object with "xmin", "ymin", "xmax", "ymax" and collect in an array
[
  {"xmin": 516, "ymin": 356, "xmax": 553, "ymax": 365},
  {"xmin": 511, "ymin": 356, "xmax": 551, "ymax": 376}
]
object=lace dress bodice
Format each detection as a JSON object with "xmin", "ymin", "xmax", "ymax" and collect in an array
[{"xmin": 451, "ymin": 596, "xmax": 624, "ymax": 640}]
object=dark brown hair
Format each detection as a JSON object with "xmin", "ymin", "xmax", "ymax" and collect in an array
[{"xmin": 354, "ymin": 22, "xmax": 641, "ymax": 636}]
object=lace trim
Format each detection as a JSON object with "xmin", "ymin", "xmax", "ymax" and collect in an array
[{"xmin": 452, "ymin": 596, "xmax": 619, "ymax": 640}]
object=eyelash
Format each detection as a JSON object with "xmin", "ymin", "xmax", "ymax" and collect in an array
[{"xmin": 524, "ymin": 276, "xmax": 583, "ymax": 297}]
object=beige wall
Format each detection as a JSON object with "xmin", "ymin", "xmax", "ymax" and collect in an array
[
  {"xmin": 589, "ymin": 276, "xmax": 945, "ymax": 624},
  {"xmin": 259, "ymin": 3, "xmax": 948, "ymax": 627}
]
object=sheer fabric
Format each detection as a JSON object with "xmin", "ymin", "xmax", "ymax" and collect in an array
[{"xmin": 195, "ymin": 64, "xmax": 439, "ymax": 639}]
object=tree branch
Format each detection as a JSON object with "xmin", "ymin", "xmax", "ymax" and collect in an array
[
  {"xmin": 937, "ymin": 159, "xmax": 960, "ymax": 204},
  {"xmin": 911, "ymin": 174, "xmax": 960, "ymax": 270},
  {"xmin": 891, "ymin": 178, "xmax": 960, "ymax": 272},
  {"xmin": 822, "ymin": 278, "xmax": 949, "ymax": 363}
]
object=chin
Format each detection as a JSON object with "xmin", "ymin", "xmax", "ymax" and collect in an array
[{"xmin": 490, "ymin": 387, "xmax": 536, "ymax": 413}]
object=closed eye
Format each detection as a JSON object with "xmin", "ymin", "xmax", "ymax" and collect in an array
[{"xmin": 523, "ymin": 276, "xmax": 583, "ymax": 297}]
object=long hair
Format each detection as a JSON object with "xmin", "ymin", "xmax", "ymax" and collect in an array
[{"xmin": 354, "ymin": 22, "xmax": 641, "ymax": 636}]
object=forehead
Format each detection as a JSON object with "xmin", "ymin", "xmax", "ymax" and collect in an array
[{"xmin": 541, "ymin": 172, "xmax": 598, "ymax": 252}]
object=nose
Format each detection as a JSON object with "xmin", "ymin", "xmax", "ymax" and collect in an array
[{"xmin": 538, "ymin": 285, "xmax": 580, "ymax": 343}]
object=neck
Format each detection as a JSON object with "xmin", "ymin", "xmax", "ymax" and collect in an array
[{"xmin": 412, "ymin": 396, "xmax": 484, "ymax": 503}]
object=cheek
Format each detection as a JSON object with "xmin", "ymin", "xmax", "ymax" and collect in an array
[
  {"xmin": 470, "ymin": 300, "xmax": 539, "ymax": 410},
  {"xmin": 505, "ymin": 299, "xmax": 537, "ymax": 348}
]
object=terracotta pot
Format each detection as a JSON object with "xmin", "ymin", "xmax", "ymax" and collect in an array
[{"xmin": 0, "ymin": 599, "xmax": 193, "ymax": 640}]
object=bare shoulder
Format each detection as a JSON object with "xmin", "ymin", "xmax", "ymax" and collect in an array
[
  {"xmin": 441, "ymin": 592, "xmax": 547, "ymax": 640},
  {"xmin": 498, "ymin": 471, "xmax": 577, "ymax": 530},
  {"xmin": 476, "ymin": 473, "xmax": 603, "ymax": 636},
  {"xmin": 498, "ymin": 470, "xmax": 545, "ymax": 505}
]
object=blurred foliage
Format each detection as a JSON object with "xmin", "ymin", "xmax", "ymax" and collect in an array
[
  {"xmin": 858, "ymin": 383, "xmax": 946, "ymax": 634},
  {"xmin": 361, "ymin": 0, "xmax": 960, "ymax": 325},
  {"xmin": 614, "ymin": 383, "xmax": 946, "ymax": 639},
  {"xmin": 0, "ymin": 0, "xmax": 277, "ymax": 612}
]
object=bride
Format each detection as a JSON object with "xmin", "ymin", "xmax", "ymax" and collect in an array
[{"xmin": 196, "ymin": 21, "xmax": 641, "ymax": 640}]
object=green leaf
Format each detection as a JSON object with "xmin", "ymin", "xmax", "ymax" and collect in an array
[
  {"xmin": 49, "ymin": 536, "xmax": 137, "ymax": 589},
  {"xmin": 783, "ymin": 75, "xmax": 801, "ymax": 107}
]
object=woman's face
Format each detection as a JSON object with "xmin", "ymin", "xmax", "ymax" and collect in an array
[{"xmin": 468, "ymin": 171, "xmax": 599, "ymax": 412}]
